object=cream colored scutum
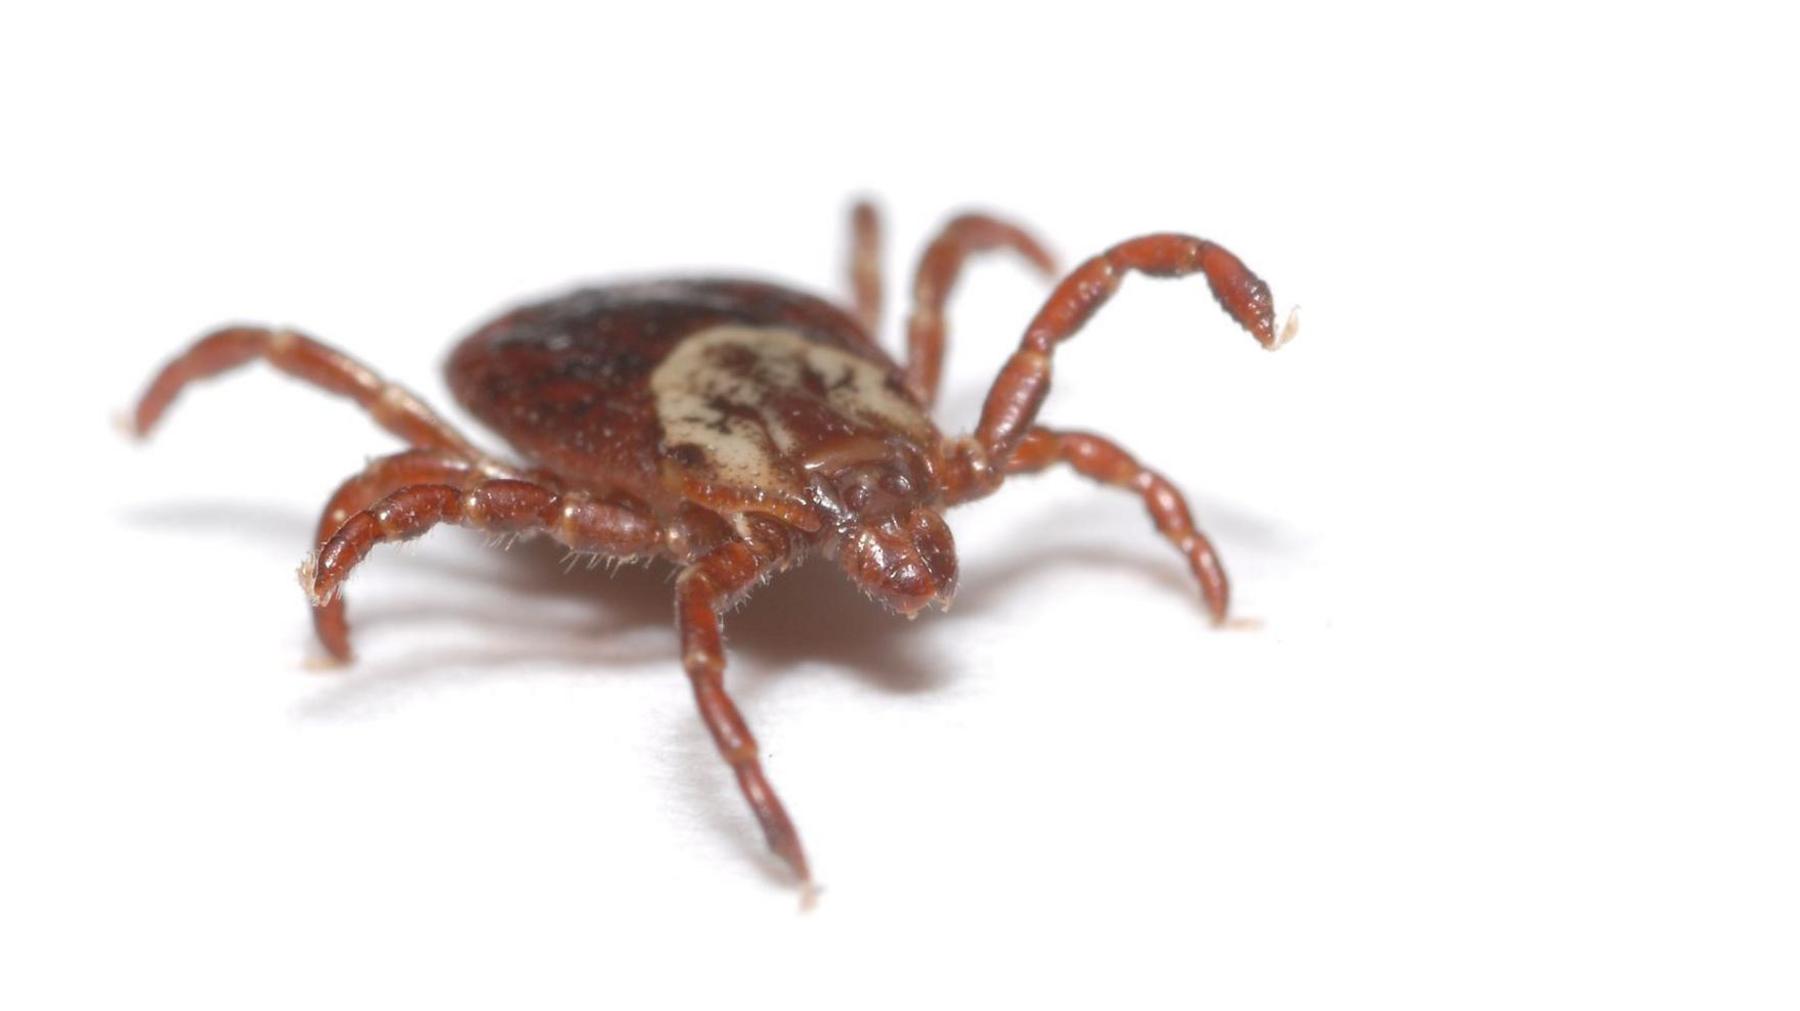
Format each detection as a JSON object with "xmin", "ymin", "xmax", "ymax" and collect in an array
[{"xmin": 650, "ymin": 325, "xmax": 930, "ymax": 494}]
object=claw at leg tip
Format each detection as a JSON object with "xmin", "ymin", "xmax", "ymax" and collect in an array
[
  {"xmin": 1202, "ymin": 592, "xmax": 1230, "ymax": 629},
  {"xmin": 115, "ymin": 409, "xmax": 148, "ymax": 441},
  {"xmin": 297, "ymin": 554, "xmax": 319, "ymax": 600},
  {"xmin": 1269, "ymin": 306, "xmax": 1301, "ymax": 350},
  {"xmin": 298, "ymin": 553, "xmax": 337, "ymax": 607}
]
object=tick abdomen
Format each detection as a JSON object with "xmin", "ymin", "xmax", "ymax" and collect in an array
[{"xmin": 446, "ymin": 280, "xmax": 926, "ymax": 509}]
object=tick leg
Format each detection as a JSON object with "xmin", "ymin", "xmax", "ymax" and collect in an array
[
  {"xmin": 903, "ymin": 212, "xmax": 1058, "ymax": 405},
  {"xmin": 132, "ymin": 325, "xmax": 483, "ymax": 456},
  {"xmin": 305, "ymin": 478, "xmax": 661, "ymax": 610},
  {"xmin": 847, "ymin": 199, "xmax": 883, "ymax": 336},
  {"xmin": 958, "ymin": 234, "xmax": 1296, "ymax": 473},
  {"xmin": 677, "ymin": 543, "xmax": 811, "ymax": 887},
  {"xmin": 309, "ymin": 449, "xmax": 493, "ymax": 661},
  {"xmin": 1005, "ymin": 427, "xmax": 1232, "ymax": 624}
]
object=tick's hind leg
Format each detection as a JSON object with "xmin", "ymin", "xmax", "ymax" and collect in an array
[
  {"xmin": 133, "ymin": 325, "xmax": 482, "ymax": 456},
  {"xmin": 846, "ymin": 199, "xmax": 883, "ymax": 336},
  {"xmin": 903, "ymin": 212, "xmax": 1058, "ymax": 405},
  {"xmin": 308, "ymin": 449, "xmax": 501, "ymax": 661},
  {"xmin": 1004, "ymin": 427, "xmax": 1234, "ymax": 625},
  {"xmin": 306, "ymin": 477, "xmax": 661, "ymax": 620},
  {"xmin": 676, "ymin": 543, "xmax": 811, "ymax": 890}
]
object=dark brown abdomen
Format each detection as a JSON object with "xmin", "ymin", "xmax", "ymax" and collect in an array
[{"xmin": 447, "ymin": 279, "xmax": 889, "ymax": 501}]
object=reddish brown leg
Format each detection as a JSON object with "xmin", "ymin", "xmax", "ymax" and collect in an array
[
  {"xmin": 306, "ymin": 478, "xmax": 661, "ymax": 608},
  {"xmin": 957, "ymin": 233, "xmax": 1297, "ymax": 475},
  {"xmin": 903, "ymin": 212, "xmax": 1058, "ymax": 405},
  {"xmin": 676, "ymin": 541, "xmax": 811, "ymax": 889},
  {"xmin": 133, "ymin": 325, "xmax": 482, "ymax": 456},
  {"xmin": 1005, "ymin": 427, "xmax": 1233, "ymax": 624},
  {"xmin": 847, "ymin": 199, "xmax": 883, "ymax": 336},
  {"xmin": 309, "ymin": 449, "xmax": 495, "ymax": 661}
]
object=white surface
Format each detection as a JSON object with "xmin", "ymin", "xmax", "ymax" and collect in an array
[{"xmin": 3, "ymin": 3, "xmax": 1796, "ymax": 1008}]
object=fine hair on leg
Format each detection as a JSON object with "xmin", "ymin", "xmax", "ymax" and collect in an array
[
  {"xmin": 308, "ymin": 449, "xmax": 499, "ymax": 660},
  {"xmin": 306, "ymin": 478, "xmax": 660, "ymax": 608}
]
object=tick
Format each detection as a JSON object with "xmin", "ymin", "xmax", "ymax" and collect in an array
[{"xmin": 131, "ymin": 201, "xmax": 1297, "ymax": 895}]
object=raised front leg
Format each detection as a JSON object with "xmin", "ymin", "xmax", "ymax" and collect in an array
[
  {"xmin": 965, "ymin": 233, "xmax": 1297, "ymax": 471},
  {"xmin": 676, "ymin": 541, "xmax": 811, "ymax": 891},
  {"xmin": 1004, "ymin": 427, "xmax": 1233, "ymax": 624},
  {"xmin": 903, "ymin": 212, "xmax": 1057, "ymax": 405},
  {"xmin": 133, "ymin": 325, "xmax": 483, "ymax": 456}
]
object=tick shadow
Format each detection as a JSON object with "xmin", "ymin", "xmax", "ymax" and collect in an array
[
  {"xmin": 122, "ymin": 497, "xmax": 960, "ymax": 710},
  {"xmin": 123, "ymin": 498, "xmax": 318, "ymax": 547},
  {"xmin": 308, "ymin": 541, "xmax": 959, "ymax": 712}
]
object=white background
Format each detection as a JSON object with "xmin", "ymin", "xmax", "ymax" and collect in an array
[{"xmin": 3, "ymin": 2, "xmax": 1796, "ymax": 1007}]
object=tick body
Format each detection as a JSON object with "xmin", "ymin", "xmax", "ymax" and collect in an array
[{"xmin": 132, "ymin": 202, "xmax": 1296, "ymax": 892}]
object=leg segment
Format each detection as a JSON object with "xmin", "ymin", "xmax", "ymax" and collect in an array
[
  {"xmin": 133, "ymin": 325, "xmax": 482, "ymax": 456},
  {"xmin": 967, "ymin": 234, "xmax": 1297, "ymax": 469},
  {"xmin": 308, "ymin": 449, "xmax": 490, "ymax": 661},
  {"xmin": 847, "ymin": 199, "xmax": 883, "ymax": 336},
  {"xmin": 1005, "ymin": 427, "xmax": 1232, "ymax": 624},
  {"xmin": 676, "ymin": 542, "xmax": 810, "ymax": 886},
  {"xmin": 903, "ymin": 212, "xmax": 1058, "ymax": 405},
  {"xmin": 305, "ymin": 477, "xmax": 661, "ymax": 608}
]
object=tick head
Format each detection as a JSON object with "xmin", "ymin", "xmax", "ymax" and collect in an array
[
  {"xmin": 839, "ymin": 506, "xmax": 958, "ymax": 617},
  {"xmin": 809, "ymin": 438, "xmax": 957, "ymax": 616}
]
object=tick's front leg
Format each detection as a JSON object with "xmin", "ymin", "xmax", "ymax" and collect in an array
[
  {"xmin": 675, "ymin": 542, "xmax": 811, "ymax": 892},
  {"xmin": 971, "ymin": 233, "xmax": 1296, "ymax": 464},
  {"xmin": 1004, "ymin": 427, "xmax": 1233, "ymax": 624}
]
